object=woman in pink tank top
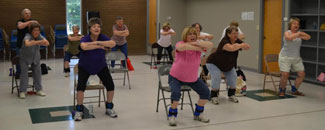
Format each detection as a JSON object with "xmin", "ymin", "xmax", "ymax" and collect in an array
[{"xmin": 167, "ymin": 27, "xmax": 213, "ymax": 126}]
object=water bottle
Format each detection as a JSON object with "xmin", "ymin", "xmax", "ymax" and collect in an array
[{"xmin": 88, "ymin": 103, "xmax": 94, "ymax": 116}]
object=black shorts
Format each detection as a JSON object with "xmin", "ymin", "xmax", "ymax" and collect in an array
[{"xmin": 77, "ymin": 66, "xmax": 115, "ymax": 91}]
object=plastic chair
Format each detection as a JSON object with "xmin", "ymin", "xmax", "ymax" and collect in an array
[{"xmin": 54, "ymin": 24, "xmax": 68, "ymax": 57}]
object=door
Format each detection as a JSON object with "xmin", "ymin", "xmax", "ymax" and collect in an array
[
  {"xmin": 263, "ymin": 0, "xmax": 283, "ymax": 73},
  {"xmin": 149, "ymin": 0, "xmax": 157, "ymax": 44}
]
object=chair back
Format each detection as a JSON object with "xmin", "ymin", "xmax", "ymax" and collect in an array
[
  {"xmin": 0, "ymin": 28, "xmax": 3, "ymax": 49},
  {"xmin": 264, "ymin": 54, "xmax": 279, "ymax": 73},
  {"xmin": 158, "ymin": 64, "xmax": 172, "ymax": 77},
  {"xmin": 157, "ymin": 64, "xmax": 172, "ymax": 88},
  {"xmin": 106, "ymin": 51, "xmax": 126, "ymax": 61},
  {"xmin": 10, "ymin": 30, "xmax": 18, "ymax": 50}
]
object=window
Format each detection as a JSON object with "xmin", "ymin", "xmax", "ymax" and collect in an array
[{"xmin": 66, "ymin": 0, "xmax": 81, "ymax": 34}]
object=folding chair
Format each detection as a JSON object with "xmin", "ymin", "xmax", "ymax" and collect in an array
[
  {"xmin": 11, "ymin": 56, "xmax": 34, "ymax": 96},
  {"xmin": 156, "ymin": 65, "xmax": 194, "ymax": 120},
  {"xmin": 73, "ymin": 64, "xmax": 106, "ymax": 107},
  {"xmin": 263, "ymin": 54, "xmax": 293, "ymax": 93},
  {"xmin": 150, "ymin": 43, "xmax": 169, "ymax": 69},
  {"xmin": 106, "ymin": 51, "xmax": 131, "ymax": 89}
]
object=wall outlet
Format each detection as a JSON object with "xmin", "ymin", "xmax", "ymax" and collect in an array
[
  {"xmin": 167, "ymin": 16, "xmax": 172, "ymax": 20},
  {"xmin": 256, "ymin": 25, "xmax": 259, "ymax": 30}
]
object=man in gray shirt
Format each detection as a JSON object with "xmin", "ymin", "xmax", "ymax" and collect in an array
[{"xmin": 19, "ymin": 23, "xmax": 49, "ymax": 99}]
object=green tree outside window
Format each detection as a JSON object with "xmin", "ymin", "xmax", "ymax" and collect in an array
[{"xmin": 66, "ymin": 0, "xmax": 81, "ymax": 34}]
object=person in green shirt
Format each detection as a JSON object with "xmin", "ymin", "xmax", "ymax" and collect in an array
[{"xmin": 64, "ymin": 25, "xmax": 83, "ymax": 77}]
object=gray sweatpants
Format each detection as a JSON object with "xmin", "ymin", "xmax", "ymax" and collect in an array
[{"xmin": 19, "ymin": 60, "xmax": 43, "ymax": 92}]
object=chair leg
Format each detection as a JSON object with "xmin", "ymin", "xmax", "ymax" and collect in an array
[
  {"xmin": 123, "ymin": 72, "xmax": 126, "ymax": 86},
  {"xmin": 150, "ymin": 53, "xmax": 153, "ymax": 68},
  {"xmin": 288, "ymin": 79, "xmax": 293, "ymax": 86},
  {"xmin": 127, "ymin": 72, "xmax": 131, "ymax": 89},
  {"xmin": 98, "ymin": 89, "xmax": 101, "ymax": 107},
  {"xmin": 180, "ymin": 91, "xmax": 185, "ymax": 110},
  {"xmin": 161, "ymin": 90, "xmax": 169, "ymax": 120},
  {"xmin": 153, "ymin": 54, "xmax": 157, "ymax": 67},
  {"xmin": 73, "ymin": 88, "xmax": 76, "ymax": 107},
  {"xmin": 270, "ymin": 76, "xmax": 278, "ymax": 94},
  {"xmin": 11, "ymin": 74, "xmax": 14, "ymax": 94},
  {"xmin": 102, "ymin": 89, "xmax": 106, "ymax": 103},
  {"xmin": 187, "ymin": 91, "xmax": 194, "ymax": 114},
  {"xmin": 263, "ymin": 74, "xmax": 267, "ymax": 92},
  {"xmin": 156, "ymin": 87, "xmax": 161, "ymax": 112},
  {"xmin": 15, "ymin": 75, "xmax": 19, "ymax": 96}
]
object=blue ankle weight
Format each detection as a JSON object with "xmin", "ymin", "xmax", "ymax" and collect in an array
[
  {"xmin": 194, "ymin": 104, "xmax": 204, "ymax": 116},
  {"xmin": 291, "ymin": 85, "xmax": 297, "ymax": 92},
  {"xmin": 168, "ymin": 107, "xmax": 178, "ymax": 117}
]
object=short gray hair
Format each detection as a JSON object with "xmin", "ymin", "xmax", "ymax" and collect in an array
[
  {"xmin": 21, "ymin": 8, "xmax": 31, "ymax": 15},
  {"xmin": 71, "ymin": 25, "xmax": 80, "ymax": 30},
  {"xmin": 116, "ymin": 16, "xmax": 123, "ymax": 20}
]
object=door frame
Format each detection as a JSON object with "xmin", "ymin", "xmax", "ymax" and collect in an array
[{"xmin": 259, "ymin": 0, "xmax": 286, "ymax": 73}]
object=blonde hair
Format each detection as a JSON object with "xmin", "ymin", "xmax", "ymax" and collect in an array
[
  {"xmin": 181, "ymin": 26, "xmax": 197, "ymax": 42},
  {"xmin": 229, "ymin": 21, "xmax": 239, "ymax": 27},
  {"xmin": 288, "ymin": 18, "xmax": 300, "ymax": 30},
  {"xmin": 162, "ymin": 22, "xmax": 170, "ymax": 29}
]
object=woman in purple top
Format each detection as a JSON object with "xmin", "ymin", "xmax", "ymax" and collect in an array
[
  {"xmin": 74, "ymin": 17, "xmax": 117, "ymax": 121},
  {"xmin": 167, "ymin": 27, "xmax": 213, "ymax": 126}
]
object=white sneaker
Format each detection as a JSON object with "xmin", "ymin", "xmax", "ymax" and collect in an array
[
  {"xmin": 74, "ymin": 111, "xmax": 83, "ymax": 121},
  {"xmin": 36, "ymin": 91, "xmax": 46, "ymax": 96},
  {"xmin": 210, "ymin": 97, "xmax": 219, "ymax": 105},
  {"xmin": 19, "ymin": 92, "xmax": 26, "ymax": 99},
  {"xmin": 168, "ymin": 116, "xmax": 177, "ymax": 126},
  {"xmin": 229, "ymin": 95, "xmax": 239, "ymax": 103},
  {"xmin": 105, "ymin": 109, "xmax": 118, "ymax": 118},
  {"xmin": 64, "ymin": 72, "xmax": 70, "ymax": 77},
  {"xmin": 194, "ymin": 114, "xmax": 210, "ymax": 123}
]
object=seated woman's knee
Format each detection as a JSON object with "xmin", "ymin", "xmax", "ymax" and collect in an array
[
  {"xmin": 199, "ymin": 87, "xmax": 210, "ymax": 100},
  {"xmin": 281, "ymin": 72, "xmax": 290, "ymax": 78},
  {"xmin": 297, "ymin": 71, "xmax": 305, "ymax": 78},
  {"xmin": 171, "ymin": 92, "xmax": 181, "ymax": 101}
]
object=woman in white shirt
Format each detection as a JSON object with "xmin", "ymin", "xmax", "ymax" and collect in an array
[
  {"xmin": 157, "ymin": 22, "xmax": 176, "ymax": 64},
  {"xmin": 220, "ymin": 21, "xmax": 245, "ymax": 42}
]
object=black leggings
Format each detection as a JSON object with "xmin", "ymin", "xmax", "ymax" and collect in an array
[
  {"xmin": 157, "ymin": 45, "xmax": 173, "ymax": 61},
  {"xmin": 77, "ymin": 66, "xmax": 115, "ymax": 91}
]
